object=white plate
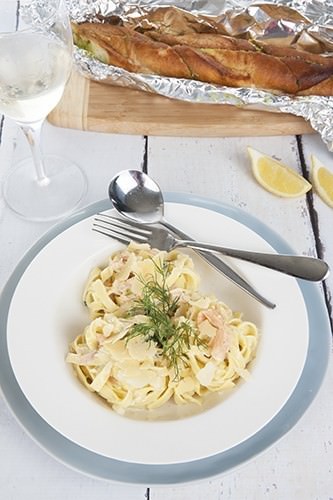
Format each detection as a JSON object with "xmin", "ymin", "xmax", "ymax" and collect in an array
[
  {"xmin": 6, "ymin": 201, "xmax": 310, "ymax": 465},
  {"xmin": 1, "ymin": 195, "xmax": 331, "ymax": 483}
]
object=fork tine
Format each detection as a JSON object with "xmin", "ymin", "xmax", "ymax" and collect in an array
[
  {"xmin": 92, "ymin": 220, "xmax": 149, "ymax": 245},
  {"xmin": 94, "ymin": 214, "xmax": 151, "ymax": 238},
  {"xmin": 92, "ymin": 224, "xmax": 133, "ymax": 246},
  {"xmin": 93, "ymin": 218, "xmax": 148, "ymax": 241}
]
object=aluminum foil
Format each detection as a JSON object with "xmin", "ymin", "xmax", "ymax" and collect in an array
[{"xmin": 68, "ymin": 0, "xmax": 333, "ymax": 150}]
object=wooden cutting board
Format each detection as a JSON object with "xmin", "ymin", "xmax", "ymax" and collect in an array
[{"xmin": 48, "ymin": 71, "xmax": 315, "ymax": 137}]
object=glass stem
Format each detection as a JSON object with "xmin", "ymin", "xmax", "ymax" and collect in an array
[{"xmin": 21, "ymin": 120, "xmax": 50, "ymax": 187}]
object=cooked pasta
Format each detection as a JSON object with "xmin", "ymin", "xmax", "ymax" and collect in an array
[{"xmin": 66, "ymin": 242, "xmax": 258, "ymax": 413}]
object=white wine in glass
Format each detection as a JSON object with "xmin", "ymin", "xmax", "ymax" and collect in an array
[{"xmin": 0, "ymin": 0, "xmax": 87, "ymax": 221}]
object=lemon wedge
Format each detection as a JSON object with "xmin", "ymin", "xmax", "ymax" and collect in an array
[
  {"xmin": 247, "ymin": 147, "xmax": 312, "ymax": 197},
  {"xmin": 311, "ymin": 155, "xmax": 333, "ymax": 208}
]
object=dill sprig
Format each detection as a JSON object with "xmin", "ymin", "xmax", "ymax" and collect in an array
[{"xmin": 126, "ymin": 259, "xmax": 203, "ymax": 376}]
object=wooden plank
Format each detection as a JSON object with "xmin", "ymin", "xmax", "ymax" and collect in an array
[
  {"xmin": 48, "ymin": 71, "xmax": 315, "ymax": 137},
  {"xmin": 147, "ymin": 133, "xmax": 333, "ymax": 499},
  {"xmin": 148, "ymin": 135, "xmax": 316, "ymax": 259},
  {"xmin": 301, "ymin": 133, "xmax": 333, "ymax": 327}
]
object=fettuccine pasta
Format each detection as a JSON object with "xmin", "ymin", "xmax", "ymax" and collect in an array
[{"xmin": 66, "ymin": 242, "xmax": 258, "ymax": 413}]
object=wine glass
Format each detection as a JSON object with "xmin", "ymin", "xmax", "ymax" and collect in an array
[{"xmin": 0, "ymin": 0, "xmax": 87, "ymax": 221}]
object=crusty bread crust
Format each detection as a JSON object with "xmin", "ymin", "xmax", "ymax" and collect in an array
[
  {"xmin": 146, "ymin": 32, "xmax": 257, "ymax": 52},
  {"xmin": 73, "ymin": 20, "xmax": 333, "ymax": 95}
]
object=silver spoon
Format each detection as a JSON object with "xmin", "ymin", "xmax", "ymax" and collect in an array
[{"xmin": 108, "ymin": 169, "xmax": 277, "ymax": 309}]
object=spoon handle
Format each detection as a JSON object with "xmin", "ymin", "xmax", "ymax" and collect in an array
[
  {"xmin": 161, "ymin": 219, "xmax": 276, "ymax": 309},
  {"xmin": 177, "ymin": 240, "xmax": 329, "ymax": 282}
]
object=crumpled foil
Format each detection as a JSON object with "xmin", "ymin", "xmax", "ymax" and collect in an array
[{"xmin": 67, "ymin": 0, "xmax": 333, "ymax": 150}]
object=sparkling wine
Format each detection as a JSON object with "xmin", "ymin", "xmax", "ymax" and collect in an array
[{"xmin": 0, "ymin": 32, "xmax": 71, "ymax": 123}]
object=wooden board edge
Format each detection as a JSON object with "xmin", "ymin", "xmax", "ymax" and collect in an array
[
  {"xmin": 84, "ymin": 119, "xmax": 314, "ymax": 137},
  {"xmin": 48, "ymin": 71, "xmax": 90, "ymax": 130}
]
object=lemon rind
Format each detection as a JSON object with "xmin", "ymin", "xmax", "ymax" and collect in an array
[{"xmin": 248, "ymin": 147, "xmax": 311, "ymax": 198}]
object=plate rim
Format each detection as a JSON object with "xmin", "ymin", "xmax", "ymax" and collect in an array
[{"xmin": 0, "ymin": 194, "xmax": 331, "ymax": 485}]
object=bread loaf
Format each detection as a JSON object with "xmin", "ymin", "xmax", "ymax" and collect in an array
[{"xmin": 72, "ymin": 16, "xmax": 333, "ymax": 96}]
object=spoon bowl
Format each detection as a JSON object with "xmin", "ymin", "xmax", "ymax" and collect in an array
[{"xmin": 108, "ymin": 170, "xmax": 164, "ymax": 224}]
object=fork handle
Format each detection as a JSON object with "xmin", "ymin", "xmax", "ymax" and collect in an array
[
  {"xmin": 175, "ymin": 238, "xmax": 329, "ymax": 282},
  {"xmin": 161, "ymin": 220, "xmax": 276, "ymax": 309}
]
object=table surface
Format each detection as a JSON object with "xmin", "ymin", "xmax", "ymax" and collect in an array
[{"xmin": 0, "ymin": 113, "xmax": 332, "ymax": 500}]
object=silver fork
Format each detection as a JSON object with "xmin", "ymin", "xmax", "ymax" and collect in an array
[{"xmin": 93, "ymin": 214, "xmax": 329, "ymax": 282}]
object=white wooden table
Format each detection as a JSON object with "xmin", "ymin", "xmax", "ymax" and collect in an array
[{"xmin": 0, "ymin": 115, "xmax": 332, "ymax": 500}]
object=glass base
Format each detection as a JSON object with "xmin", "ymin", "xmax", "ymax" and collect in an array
[{"xmin": 3, "ymin": 155, "xmax": 88, "ymax": 222}]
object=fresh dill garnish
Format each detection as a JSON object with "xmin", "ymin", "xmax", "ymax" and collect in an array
[{"xmin": 126, "ymin": 259, "xmax": 204, "ymax": 377}]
